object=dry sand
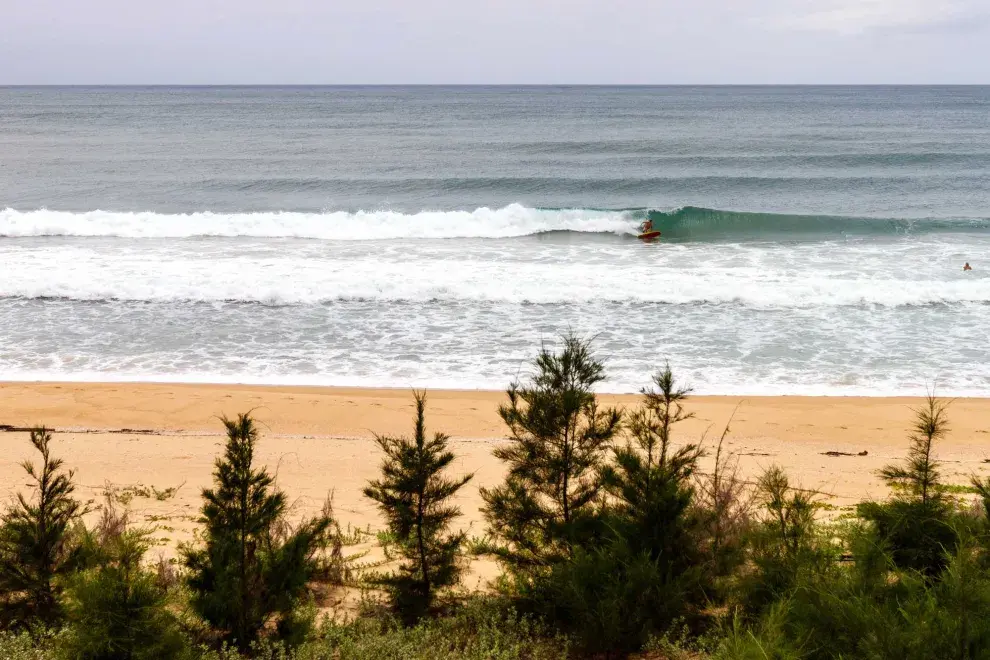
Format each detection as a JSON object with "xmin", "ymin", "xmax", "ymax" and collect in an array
[{"xmin": 2, "ymin": 381, "xmax": 990, "ymax": 586}]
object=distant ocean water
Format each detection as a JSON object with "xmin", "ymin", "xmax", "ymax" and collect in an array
[{"xmin": 1, "ymin": 86, "xmax": 988, "ymax": 395}]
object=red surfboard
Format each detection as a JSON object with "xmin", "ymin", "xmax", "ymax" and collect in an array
[{"xmin": 638, "ymin": 230, "xmax": 661, "ymax": 241}]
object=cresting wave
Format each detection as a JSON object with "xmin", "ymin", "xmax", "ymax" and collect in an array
[{"xmin": 3, "ymin": 206, "xmax": 988, "ymax": 241}]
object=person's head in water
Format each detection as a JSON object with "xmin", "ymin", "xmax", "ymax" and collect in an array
[{"xmin": 964, "ymin": 262, "xmax": 972, "ymax": 271}]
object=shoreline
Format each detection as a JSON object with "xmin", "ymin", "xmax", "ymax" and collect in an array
[{"xmin": 2, "ymin": 375, "xmax": 985, "ymax": 400}]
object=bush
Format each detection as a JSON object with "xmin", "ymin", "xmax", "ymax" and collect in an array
[
  {"xmin": 601, "ymin": 365, "xmax": 704, "ymax": 565},
  {"xmin": 311, "ymin": 597, "xmax": 568, "ymax": 660},
  {"xmin": 63, "ymin": 531, "xmax": 188, "ymax": 660},
  {"xmin": 0, "ymin": 629, "xmax": 64, "ymax": 660},
  {"xmin": 695, "ymin": 424, "xmax": 752, "ymax": 593},
  {"xmin": 739, "ymin": 466, "xmax": 833, "ymax": 616},
  {"xmin": 521, "ymin": 538, "xmax": 702, "ymax": 657}
]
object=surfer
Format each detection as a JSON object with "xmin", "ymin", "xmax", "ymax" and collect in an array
[
  {"xmin": 964, "ymin": 262, "xmax": 972, "ymax": 271},
  {"xmin": 639, "ymin": 219, "xmax": 654, "ymax": 234}
]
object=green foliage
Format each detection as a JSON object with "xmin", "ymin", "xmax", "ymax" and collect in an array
[
  {"xmin": 521, "ymin": 539, "xmax": 699, "ymax": 656},
  {"xmin": 711, "ymin": 605, "xmax": 805, "ymax": 660},
  {"xmin": 183, "ymin": 413, "xmax": 330, "ymax": 651},
  {"xmin": 481, "ymin": 334, "xmax": 622, "ymax": 571},
  {"xmin": 601, "ymin": 364, "xmax": 704, "ymax": 568},
  {"xmin": 741, "ymin": 466, "xmax": 831, "ymax": 616},
  {"xmin": 0, "ymin": 628, "xmax": 64, "ymax": 660},
  {"xmin": 192, "ymin": 597, "xmax": 569, "ymax": 660},
  {"xmin": 0, "ymin": 596, "xmax": 571, "ymax": 660},
  {"xmin": 310, "ymin": 493, "xmax": 365, "ymax": 588},
  {"xmin": 529, "ymin": 365, "xmax": 709, "ymax": 654},
  {"xmin": 971, "ymin": 477, "xmax": 990, "ymax": 527},
  {"xmin": 309, "ymin": 597, "xmax": 569, "ymax": 660},
  {"xmin": 63, "ymin": 527, "xmax": 188, "ymax": 659},
  {"xmin": 695, "ymin": 425, "xmax": 752, "ymax": 588},
  {"xmin": 859, "ymin": 394, "xmax": 958, "ymax": 577},
  {"xmin": 0, "ymin": 428, "xmax": 86, "ymax": 630},
  {"xmin": 880, "ymin": 394, "xmax": 949, "ymax": 506},
  {"xmin": 363, "ymin": 391, "xmax": 473, "ymax": 623},
  {"xmin": 728, "ymin": 530, "xmax": 990, "ymax": 660}
]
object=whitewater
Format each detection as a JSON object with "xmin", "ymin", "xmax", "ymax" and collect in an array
[
  {"xmin": 2, "ymin": 86, "xmax": 989, "ymax": 395},
  {"xmin": 1, "ymin": 207, "xmax": 988, "ymax": 308}
]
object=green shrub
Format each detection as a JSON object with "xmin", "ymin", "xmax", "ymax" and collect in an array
[
  {"xmin": 711, "ymin": 604, "xmax": 805, "ymax": 660},
  {"xmin": 0, "ymin": 629, "xmax": 64, "ymax": 660},
  {"xmin": 601, "ymin": 364, "xmax": 704, "ymax": 567},
  {"xmin": 311, "ymin": 598, "xmax": 569, "ymax": 660},
  {"xmin": 63, "ymin": 531, "xmax": 188, "ymax": 660},
  {"xmin": 739, "ymin": 466, "xmax": 833, "ymax": 616},
  {"xmin": 520, "ymin": 539, "xmax": 702, "ymax": 656}
]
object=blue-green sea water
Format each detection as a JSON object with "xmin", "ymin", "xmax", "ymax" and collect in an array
[{"xmin": 1, "ymin": 86, "xmax": 988, "ymax": 394}]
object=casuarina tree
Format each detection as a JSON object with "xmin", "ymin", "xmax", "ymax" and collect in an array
[
  {"xmin": 183, "ymin": 413, "xmax": 330, "ymax": 650},
  {"xmin": 859, "ymin": 394, "xmax": 957, "ymax": 577},
  {"xmin": 523, "ymin": 367, "xmax": 709, "ymax": 655},
  {"xmin": 364, "ymin": 391, "xmax": 473, "ymax": 623},
  {"xmin": 601, "ymin": 363, "xmax": 704, "ymax": 563},
  {"xmin": 481, "ymin": 334, "xmax": 622, "ymax": 571},
  {"xmin": 0, "ymin": 428, "xmax": 85, "ymax": 630}
]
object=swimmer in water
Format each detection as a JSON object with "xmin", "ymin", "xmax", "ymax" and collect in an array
[{"xmin": 964, "ymin": 262, "xmax": 972, "ymax": 271}]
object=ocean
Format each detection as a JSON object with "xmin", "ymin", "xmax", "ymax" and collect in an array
[{"xmin": 1, "ymin": 86, "xmax": 988, "ymax": 395}]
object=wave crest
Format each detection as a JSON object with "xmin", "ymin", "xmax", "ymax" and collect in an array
[
  {"xmin": 2, "ymin": 205, "xmax": 988, "ymax": 242},
  {"xmin": 0, "ymin": 205, "xmax": 636, "ymax": 240}
]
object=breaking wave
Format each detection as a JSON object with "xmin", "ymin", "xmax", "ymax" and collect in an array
[{"xmin": 2, "ymin": 205, "xmax": 987, "ymax": 242}]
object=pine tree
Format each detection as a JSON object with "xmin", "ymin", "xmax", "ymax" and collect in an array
[
  {"xmin": 183, "ymin": 413, "xmax": 330, "ymax": 650},
  {"xmin": 601, "ymin": 364, "xmax": 704, "ymax": 564},
  {"xmin": 481, "ymin": 334, "xmax": 622, "ymax": 570},
  {"xmin": 530, "ymin": 367, "xmax": 707, "ymax": 653},
  {"xmin": 859, "ymin": 394, "xmax": 957, "ymax": 577},
  {"xmin": 364, "ymin": 391, "xmax": 472, "ymax": 623},
  {"xmin": 0, "ymin": 428, "xmax": 85, "ymax": 630},
  {"xmin": 878, "ymin": 393, "xmax": 948, "ymax": 506}
]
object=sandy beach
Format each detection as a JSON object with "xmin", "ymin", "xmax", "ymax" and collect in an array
[{"xmin": 2, "ymin": 382, "xmax": 990, "ymax": 570}]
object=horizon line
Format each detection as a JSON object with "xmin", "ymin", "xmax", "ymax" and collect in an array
[{"xmin": 2, "ymin": 83, "xmax": 990, "ymax": 88}]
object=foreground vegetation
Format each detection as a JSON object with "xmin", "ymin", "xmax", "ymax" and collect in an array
[{"xmin": 2, "ymin": 335, "xmax": 990, "ymax": 659}]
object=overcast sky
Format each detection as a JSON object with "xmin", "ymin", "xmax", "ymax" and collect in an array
[{"xmin": 3, "ymin": 0, "xmax": 988, "ymax": 84}]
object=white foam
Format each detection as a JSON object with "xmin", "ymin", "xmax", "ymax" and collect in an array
[
  {"xmin": 0, "ymin": 367, "xmax": 986, "ymax": 398},
  {"xmin": 1, "ymin": 243, "xmax": 987, "ymax": 307},
  {"xmin": 0, "ymin": 205, "xmax": 638, "ymax": 240}
]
